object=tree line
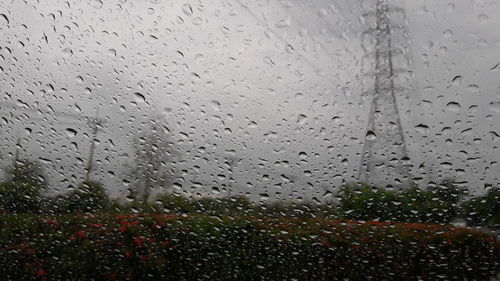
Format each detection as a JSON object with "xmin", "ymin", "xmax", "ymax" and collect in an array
[{"xmin": 0, "ymin": 158, "xmax": 498, "ymax": 228}]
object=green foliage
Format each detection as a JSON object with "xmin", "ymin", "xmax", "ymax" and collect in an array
[
  {"xmin": 338, "ymin": 185, "xmax": 404, "ymax": 221},
  {"xmin": 0, "ymin": 182, "xmax": 42, "ymax": 213},
  {"xmin": 428, "ymin": 179, "xmax": 465, "ymax": 204},
  {"xmin": 155, "ymin": 193, "xmax": 195, "ymax": 214},
  {"xmin": 462, "ymin": 186, "xmax": 500, "ymax": 227},
  {"xmin": 63, "ymin": 181, "xmax": 111, "ymax": 213},
  {"xmin": 400, "ymin": 187, "xmax": 459, "ymax": 223},
  {"xmin": 337, "ymin": 182, "xmax": 465, "ymax": 224},
  {"xmin": 7, "ymin": 159, "xmax": 48, "ymax": 189},
  {"xmin": 192, "ymin": 196, "xmax": 254, "ymax": 216},
  {"xmin": 254, "ymin": 200, "xmax": 337, "ymax": 219},
  {"xmin": 0, "ymin": 160, "xmax": 47, "ymax": 213},
  {"xmin": 0, "ymin": 214, "xmax": 498, "ymax": 281}
]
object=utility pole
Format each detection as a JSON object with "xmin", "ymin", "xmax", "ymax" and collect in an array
[
  {"xmin": 84, "ymin": 109, "xmax": 106, "ymax": 182},
  {"xmin": 13, "ymin": 137, "xmax": 21, "ymax": 168},
  {"xmin": 358, "ymin": 0, "xmax": 412, "ymax": 190}
]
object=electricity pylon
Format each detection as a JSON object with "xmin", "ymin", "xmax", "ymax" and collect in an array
[
  {"xmin": 84, "ymin": 109, "xmax": 106, "ymax": 182},
  {"xmin": 358, "ymin": 0, "xmax": 412, "ymax": 189}
]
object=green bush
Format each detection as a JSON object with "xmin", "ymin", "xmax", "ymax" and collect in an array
[
  {"xmin": 462, "ymin": 187, "xmax": 500, "ymax": 227},
  {"xmin": 338, "ymin": 185, "xmax": 404, "ymax": 221},
  {"xmin": 0, "ymin": 182, "xmax": 43, "ymax": 213},
  {"xmin": 63, "ymin": 181, "xmax": 112, "ymax": 213},
  {"xmin": 0, "ymin": 160, "xmax": 47, "ymax": 214},
  {"xmin": 0, "ymin": 214, "xmax": 498, "ymax": 281},
  {"xmin": 337, "ymin": 183, "xmax": 465, "ymax": 224}
]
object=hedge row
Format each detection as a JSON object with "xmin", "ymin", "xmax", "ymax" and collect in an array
[{"xmin": 0, "ymin": 214, "xmax": 499, "ymax": 281}]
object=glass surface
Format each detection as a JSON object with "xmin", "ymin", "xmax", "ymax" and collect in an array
[{"xmin": 0, "ymin": 0, "xmax": 499, "ymax": 280}]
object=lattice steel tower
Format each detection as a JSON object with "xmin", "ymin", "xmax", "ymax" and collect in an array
[{"xmin": 358, "ymin": 0, "xmax": 411, "ymax": 189}]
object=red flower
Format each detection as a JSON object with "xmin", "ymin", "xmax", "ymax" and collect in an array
[
  {"xmin": 76, "ymin": 230, "xmax": 86, "ymax": 238},
  {"xmin": 133, "ymin": 236, "xmax": 144, "ymax": 247},
  {"xmin": 36, "ymin": 269, "xmax": 46, "ymax": 276},
  {"xmin": 125, "ymin": 250, "xmax": 133, "ymax": 259},
  {"xmin": 27, "ymin": 248, "xmax": 35, "ymax": 255},
  {"xmin": 120, "ymin": 226, "xmax": 127, "ymax": 232}
]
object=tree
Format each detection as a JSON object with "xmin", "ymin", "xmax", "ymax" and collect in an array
[
  {"xmin": 462, "ymin": 186, "xmax": 500, "ymax": 227},
  {"xmin": 428, "ymin": 179, "xmax": 465, "ymax": 205},
  {"xmin": 0, "ymin": 159, "xmax": 47, "ymax": 213},
  {"xmin": 7, "ymin": 159, "xmax": 48, "ymax": 189},
  {"xmin": 64, "ymin": 181, "xmax": 110, "ymax": 213},
  {"xmin": 425, "ymin": 179, "xmax": 465, "ymax": 222},
  {"xmin": 337, "ymin": 184, "xmax": 403, "ymax": 221},
  {"xmin": 130, "ymin": 116, "xmax": 178, "ymax": 206}
]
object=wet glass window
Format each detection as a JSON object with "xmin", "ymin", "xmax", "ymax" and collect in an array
[{"xmin": 0, "ymin": 0, "xmax": 499, "ymax": 280}]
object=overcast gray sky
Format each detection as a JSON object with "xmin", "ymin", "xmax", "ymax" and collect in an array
[{"xmin": 0, "ymin": 0, "xmax": 498, "ymax": 201}]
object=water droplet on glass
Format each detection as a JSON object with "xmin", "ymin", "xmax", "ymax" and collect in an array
[
  {"xmin": 62, "ymin": 47, "xmax": 73, "ymax": 57},
  {"xmin": 182, "ymin": 4, "xmax": 193, "ymax": 16},
  {"xmin": 65, "ymin": 128, "xmax": 77, "ymax": 137},
  {"xmin": 0, "ymin": 14, "xmax": 9, "ymax": 25},
  {"xmin": 446, "ymin": 102, "xmax": 461, "ymax": 112},
  {"xmin": 297, "ymin": 114, "xmax": 308, "ymax": 125},
  {"xmin": 415, "ymin": 124, "xmax": 429, "ymax": 134},
  {"xmin": 478, "ymin": 14, "xmax": 489, "ymax": 24},
  {"xmin": 365, "ymin": 130, "xmax": 376, "ymax": 140},
  {"xmin": 134, "ymin": 92, "xmax": 146, "ymax": 103},
  {"xmin": 466, "ymin": 84, "xmax": 480, "ymax": 93},
  {"xmin": 209, "ymin": 100, "xmax": 221, "ymax": 111},
  {"xmin": 275, "ymin": 16, "xmax": 291, "ymax": 28},
  {"xmin": 489, "ymin": 101, "xmax": 500, "ymax": 114}
]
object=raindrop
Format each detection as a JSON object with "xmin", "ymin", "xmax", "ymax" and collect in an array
[
  {"xmin": 466, "ymin": 84, "xmax": 480, "ymax": 93},
  {"xmin": 212, "ymin": 186, "xmax": 220, "ymax": 194},
  {"xmin": 275, "ymin": 16, "xmax": 291, "ymax": 28},
  {"xmin": 62, "ymin": 47, "xmax": 73, "ymax": 57},
  {"xmin": 365, "ymin": 130, "xmax": 376, "ymax": 141},
  {"xmin": 297, "ymin": 114, "xmax": 308, "ymax": 125},
  {"xmin": 451, "ymin": 76, "xmax": 462, "ymax": 86},
  {"xmin": 446, "ymin": 102, "xmax": 461, "ymax": 112},
  {"xmin": 65, "ymin": 128, "xmax": 77, "ymax": 137},
  {"xmin": 148, "ymin": 35, "xmax": 159, "ymax": 42},
  {"xmin": 248, "ymin": 121, "xmax": 258, "ymax": 128},
  {"xmin": 0, "ymin": 14, "xmax": 8, "ymax": 25},
  {"xmin": 133, "ymin": 92, "xmax": 146, "ymax": 103},
  {"xmin": 194, "ymin": 53, "xmax": 204, "ymax": 63},
  {"xmin": 443, "ymin": 29, "xmax": 453, "ymax": 38},
  {"xmin": 192, "ymin": 17, "xmax": 202, "ymax": 26},
  {"xmin": 478, "ymin": 14, "xmax": 489, "ymax": 24},
  {"xmin": 209, "ymin": 100, "xmax": 221, "ymax": 111},
  {"xmin": 92, "ymin": 0, "xmax": 103, "ymax": 9},
  {"xmin": 489, "ymin": 102, "xmax": 500, "ymax": 114},
  {"xmin": 182, "ymin": 3, "xmax": 193, "ymax": 16},
  {"xmin": 415, "ymin": 124, "xmax": 429, "ymax": 134}
]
